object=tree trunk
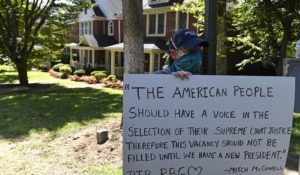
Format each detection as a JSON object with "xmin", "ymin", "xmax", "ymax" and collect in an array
[
  {"xmin": 122, "ymin": 0, "xmax": 144, "ymax": 74},
  {"xmin": 216, "ymin": 0, "xmax": 227, "ymax": 75},
  {"xmin": 277, "ymin": 21, "xmax": 292, "ymax": 76},
  {"xmin": 16, "ymin": 58, "xmax": 29, "ymax": 86}
]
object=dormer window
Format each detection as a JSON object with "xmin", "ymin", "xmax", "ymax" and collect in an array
[
  {"xmin": 149, "ymin": 0, "xmax": 169, "ymax": 4},
  {"xmin": 108, "ymin": 21, "xmax": 114, "ymax": 36}
]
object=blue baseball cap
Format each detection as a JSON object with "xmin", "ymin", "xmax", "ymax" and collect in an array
[{"xmin": 169, "ymin": 28, "xmax": 209, "ymax": 50}]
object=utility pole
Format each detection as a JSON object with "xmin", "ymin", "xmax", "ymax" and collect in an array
[{"xmin": 204, "ymin": 0, "xmax": 218, "ymax": 75}]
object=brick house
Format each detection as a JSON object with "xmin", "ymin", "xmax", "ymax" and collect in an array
[{"xmin": 65, "ymin": 0, "xmax": 197, "ymax": 76}]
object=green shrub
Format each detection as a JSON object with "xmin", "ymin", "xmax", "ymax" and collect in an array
[
  {"xmin": 92, "ymin": 72, "xmax": 107, "ymax": 82},
  {"xmin": 74, "ymin": 69, "xmax": 86, "ymax": 76},
  {"xmin": 90, "ymin": 71, "xmax": 104, "ymax": 76},
  {"xmin": 52, "ymin": 63, "xmax": 65, "ymax": 72},
  {"xmin": 59, "ymin": 65, "xmax": 72, "ymax": 79},
  {"xmin": 107, "ymin": 75, "xmax": 117, "ymax": 82}
]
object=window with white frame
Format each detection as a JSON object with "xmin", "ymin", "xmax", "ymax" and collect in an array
[
  {"xmin": 108, "ymin": 21, "xmax": 114, "ymax": 36},
  {"xmin": 147, "ymin": 13, "xmax": 165, "ymax": 36},
  {"xmin": 176, "ymin": 12, "xmax": 188, "ymax": 30},
  {"xmin": 79, "ymin": 21, "xmax": 93, "ymax": 35}
]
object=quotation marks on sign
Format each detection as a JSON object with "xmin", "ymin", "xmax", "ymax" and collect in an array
[{"xmin": 125, "ymin": 84, "xmax": 130, "ymax": 90}]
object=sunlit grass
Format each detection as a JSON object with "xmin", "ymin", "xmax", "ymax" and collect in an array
[
  {"xmin": 0, "ymin": 70, "xmax": 103, "ymax": 88},
  {"xmin": 0, "ymin": 88, "xmax": 122, "ymax": 139},
  {"xmin": 290, "ymin": 113, "xmax": 300, "ymax": 155},
  {"xmin": 0, "ymin": 71, "xmax": 56, "ymax": 84},
  {"xmin": 86, "ymin": 165, "xmax": 122, "ymax": 175}
]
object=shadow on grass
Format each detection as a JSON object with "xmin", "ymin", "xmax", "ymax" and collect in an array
[
  {"xmin": 0, "ymin": 85, "xmax": 122, "ymax": 139},
  {"xmin": 0, "ymin": 73, "xmax": 18, "ymax": 83}
]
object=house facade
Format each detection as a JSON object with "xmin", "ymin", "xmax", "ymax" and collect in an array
[{"xmin": 65, "ymin": 0, "xmax": 197, "ymax": 76}]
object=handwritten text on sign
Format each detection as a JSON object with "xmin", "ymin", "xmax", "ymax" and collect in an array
[{"xmin": 123, "ymin": 75, "xmax": 295, "ymax": 175}]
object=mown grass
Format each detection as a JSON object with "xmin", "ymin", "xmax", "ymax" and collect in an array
[
  {"xmin": 0, "ymin": 71, "xmax": 55, "ymax": 84},
  {"xmin": 0, "ymin": 88, "xmax": 123, "ymax": 175},
  {"xmin": 0, "ymin": 70, "xmax": 100, "ymax": 87},
  {"xmin": 0, "ymin": 71, "xmax": 123, "ymax": 174},
  {"xmin": 290, "ymin": 113, "xmax": 300, "ymax": 155},
  {"xmin": 86, "ymin": 165, "xmax": 122, "ymax": 175},
  {"xmin": 0, "ymin": 88, "xmax": 122, "ymax": 139}
]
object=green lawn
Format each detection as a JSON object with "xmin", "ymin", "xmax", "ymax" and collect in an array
[
  {"xmin": 0, "ymin": 70, "xmax": 100, "ymax": 87},
  {"xmin": 290, "ymin": 113, "xmax": 300, "ymax": 154},
  {"xmin": 0, "ymin": 88, "xmax": 122, "ymax": 139},
  {"xmin": 0, "ymin": 71, "xmax": 55, "ymax": 84},
  {"xmin": 0, "ymin": 88, "xmax": 123, "ymax": 175},
  {"xmin": 0, "ymin": 71, "xmax": 123, "ymax": 174}
]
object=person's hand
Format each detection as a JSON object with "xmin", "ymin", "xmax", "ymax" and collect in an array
[{"xmin": 172, "ymin": 71, "xmax": 192, "ymax": 80}]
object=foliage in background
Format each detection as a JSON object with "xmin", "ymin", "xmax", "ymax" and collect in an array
[
  {"xmin": 0, "ymin": 65, "xmax": 14, "ymax": 73},
  {"xmin": 74, "ymin": 69, "xmax": 86, "ymax": 76},
  {"xmin": 172, "ymin": 0, "xmax": 238, "ymax": 74},
  {"xmin": 231, "ymin": 0, "xmax": 300, "ymax": 75},
  {"xmin": 0, "ymin": 0, "xmax": 90, "ymax": 85},
  {"xmin": 172, "ymin": 0, "xmax": 205, "ymax": 35},
  {"xmin": 290, "ymin": 113, "xmax": 300, "ymax": 154}
]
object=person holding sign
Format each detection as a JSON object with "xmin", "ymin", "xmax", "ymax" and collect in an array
[{"xmin": 154, "ymin": 28, "xmax": 208, "ymax": 79}]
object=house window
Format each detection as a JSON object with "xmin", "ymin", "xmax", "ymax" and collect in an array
[
  {"xmin": 176, "ymin": 12, "xmax": 188, "ymax": 30},
  {"xmin": 149, "ymin": 15, "xmax": 156, "ymax": 34},
  {"xmin": 179, "ymin": 13, "xmax": 187, "ymax": 29},
  {"xmin": 79, "ymin": 21, "xmax": 93, "ymax": 35},
  {"xmin": 147, "ymin": 13, "xmax": 165, "ymax": 36},
  {"xmin": 108, "ymin": 21, "xmax": 114, "ymax": 36}
]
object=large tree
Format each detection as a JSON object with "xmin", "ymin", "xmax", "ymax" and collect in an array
[
  {"xmin": 0, "ymin": 0, "xmax": 89, "ymax": 86},
  {"xmin": 122, "ymin": 0, "xmax": 144, "ymax": 74},
  {"xmin": 232, "ymin": 0, "xmax": 300, "ymax": 75}
]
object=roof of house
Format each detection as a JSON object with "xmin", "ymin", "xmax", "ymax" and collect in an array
[
  {"xmin": 95, "ymin": 0, "xmax": 122, "ymax": 20},
  {"xmin": 144, "ymin": 37, "xmax": 168, "ymax": 50},
  {"xmin": 93, "ymin": 6, "xmax": 105, "ymax": 17},
  {"xmin": 150, "ymin": 0, "xmax": 184, "ymax": 8},
  {"xmin": 77, "ymin": 35, "xmax": 117, "ymax": 48},
  {"xmin": 143, "ymin": 0, "xmax": 185, "ymax": 9},
  {"xmin": 104, "ymin": 43, "xmax": 163, "ymax": 52},
  {"xmin": 78, "ymin": 8, "xmax": 97, "ymax": 22},
  {"xmin": 79, "ymin": 35, "xmax": 99, "ymax": 47},
  {"xmin": 104, "ymin": 37, "xmax": 167, "ymax": 51},
  {"xmin": 95, "ymin": 35, "xmax": 117, "ymax": 47}
]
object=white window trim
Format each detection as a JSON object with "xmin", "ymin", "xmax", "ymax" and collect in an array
[
  {"xmin": 108, "ymin": 20, "xmax": 114, "ymax": 36},
  {"xmin": 79, "ymin": 21, "xmax": 93, "ymax": 36},
  {"xmin": 175, "ymin": 11, "xmax": 189, "ymax": 30},
  {"xmin": 146, "ymin": 13, "xmax": 166, "ymax": 37}
]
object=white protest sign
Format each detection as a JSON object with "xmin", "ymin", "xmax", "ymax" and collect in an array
[{"xmin": 123, "ymin": 74, "xmax": 295, "ymax": 175}]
